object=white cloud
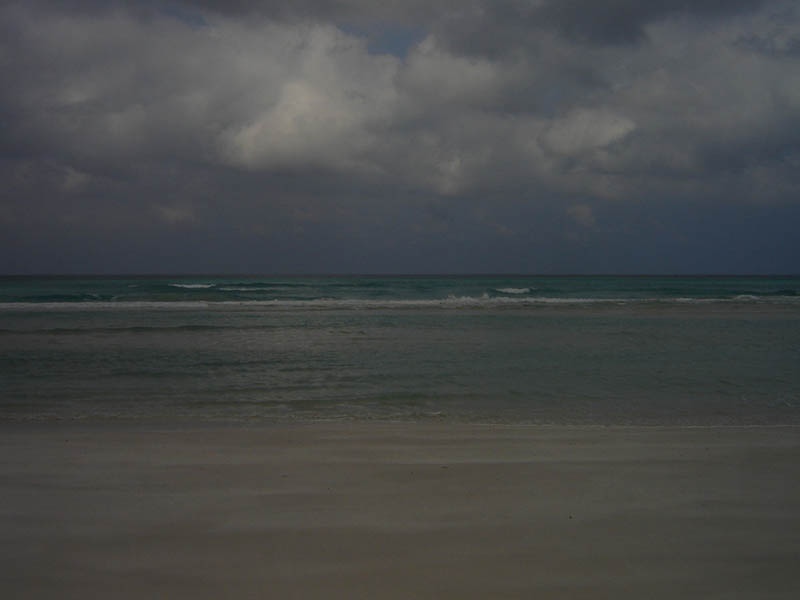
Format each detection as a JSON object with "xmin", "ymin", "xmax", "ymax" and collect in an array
[
  {"xmin": 220, "ymin": 26, "xmax": 399, "ymax": 172},
  {"xmin": 542, "ymin": 109, "xmax": 636, "ymax": 156}
]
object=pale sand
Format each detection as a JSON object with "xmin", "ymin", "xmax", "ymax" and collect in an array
[{"xmin": 1, "ymin": 424, "xmax": 799, "ymax": 599}]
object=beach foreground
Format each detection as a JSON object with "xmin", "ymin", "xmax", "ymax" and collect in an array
[{"xmin": 2, "ymin": 424, "xmax": 799, "ymax": 599}]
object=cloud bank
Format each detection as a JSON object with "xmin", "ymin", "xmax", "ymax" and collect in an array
[{"xmin": 1, "ymin": 0, "xmax": 799, "ymax": 273}]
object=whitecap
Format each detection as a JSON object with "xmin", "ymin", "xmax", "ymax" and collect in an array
[
  {"xmin": 3, "ymin": 293, "xmax": 798, "ymax": 313},
  {"xmin": 494, "ymin": 287, "xmax": 531, "ymax": 294},
  {"xmin": 169, "ymin": 283, "xmax": 214, "ymax": 289}
]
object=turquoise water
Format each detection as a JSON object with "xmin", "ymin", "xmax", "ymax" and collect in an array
[
  {"xmin": 1, "ymin": 275, "xmax": 799, "ymax": 424},
  {"xmin": 1, "ymin": 274, "xmax": 798, "ymax": 306}
]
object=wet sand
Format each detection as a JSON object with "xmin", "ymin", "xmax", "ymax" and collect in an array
[{"xmin": 2, "ymin": 423, "xmax": 799, "ymax": 599}]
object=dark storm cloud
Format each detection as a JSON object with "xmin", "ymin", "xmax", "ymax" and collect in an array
[
  {"xmin": 534, "ymin": 0, "xmax": 768, "ymax": 44},
  {"xmin": 1, "ymin": 0, "xmax": 799, "ymax": 274},
  {"xmin": 25, "ymin": 0, "xmax": 768, "ymax": 40}
]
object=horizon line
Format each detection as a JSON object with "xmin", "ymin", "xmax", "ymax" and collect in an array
[{"xmin": 2, "ymin": 273, "xmax": 799, "ymax": 278}]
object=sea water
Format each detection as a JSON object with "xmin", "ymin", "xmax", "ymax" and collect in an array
[{"xmin": 1, "ymin": 275, "xmax": 799, "ymax": 424}]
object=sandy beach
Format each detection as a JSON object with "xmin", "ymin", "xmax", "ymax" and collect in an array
[{"xmin": 1, "ymin": 423, "xmax": 799, "ymax": 599}]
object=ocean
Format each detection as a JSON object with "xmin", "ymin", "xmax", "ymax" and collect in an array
[{"xmin": 1, "ymin": 275, "xmax": 799, "ymax": 425}]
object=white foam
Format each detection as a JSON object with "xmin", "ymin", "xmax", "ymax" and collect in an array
[
  {"xmin": 2, "ymin": 294, "xmax": 797, "ymax": 312},
  {"xmin": 495, "ymin": 287, "xmax": 531, "ymax": 294},
  {"xmin": 219, "ymin": 295, "xmax": 630, "ymax": 309},
  {"xmin": 169, "ymin": 283, "xmax": 214, "ymax": 289},
  {"xmin": 674, "ymin": 297, "xmax": 718, "ymax": 303}
]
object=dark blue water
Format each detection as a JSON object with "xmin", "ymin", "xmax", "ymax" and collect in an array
[{"xmin": 1, "ymin": 275, "xmax": 799, "ymax": 424}]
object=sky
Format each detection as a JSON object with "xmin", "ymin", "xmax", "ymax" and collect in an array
[{"xmin": 1, "ymin": 0, "xmax": 799, "ymax": 274}]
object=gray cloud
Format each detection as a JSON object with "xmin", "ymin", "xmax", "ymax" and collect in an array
[
  {"xmin": 534, "ymin": 0, "xmax": 768, "ymax": 44},
  {"xmin": 1, "ymin": 1, "xmax": 799, "ymax": 273}
]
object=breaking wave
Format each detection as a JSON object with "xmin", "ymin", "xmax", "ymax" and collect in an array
[{"xmin": 2, "ymin": 294, "xmax": 798, "ymax": 312}]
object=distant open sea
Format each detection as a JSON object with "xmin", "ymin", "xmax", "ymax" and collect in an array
[{"xmin": 1, "ymin": 275, "xmax": 799, "ymax": 425}]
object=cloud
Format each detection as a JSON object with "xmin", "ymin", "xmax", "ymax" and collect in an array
[
  {"xmin": 1, "ymin": 1, "xmax": 799, "ymax": 273},
  {"xmin": 542, "ymin": 109, "xmax": 636, "ymax": 156},
  {"xmin": 220, "ymin": 26, "xmax": 399, "ymax": 172},
  {"xmin": 534, "ymin": 0, "xmax": 769, "ymax": 44},
  {"xmin": 154, "ymin": 204, "xmax": 196, "ymax": 225},
  {"xmin": 5, "ymin": 1, "xmax": 798, "ymax": 194},
  {"xmin": 567, "ymin": 204, "xmax": 596, "ymax": 228}
]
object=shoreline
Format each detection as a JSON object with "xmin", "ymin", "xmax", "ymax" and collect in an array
[{"xmin": 2, "ymin": 423, "xmax": 799, "ymax": 598}]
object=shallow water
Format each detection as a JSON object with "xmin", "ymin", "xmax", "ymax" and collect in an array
[{"xmin": 1, "ymin": 275, "xmax": 799, "ymax": 424}]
